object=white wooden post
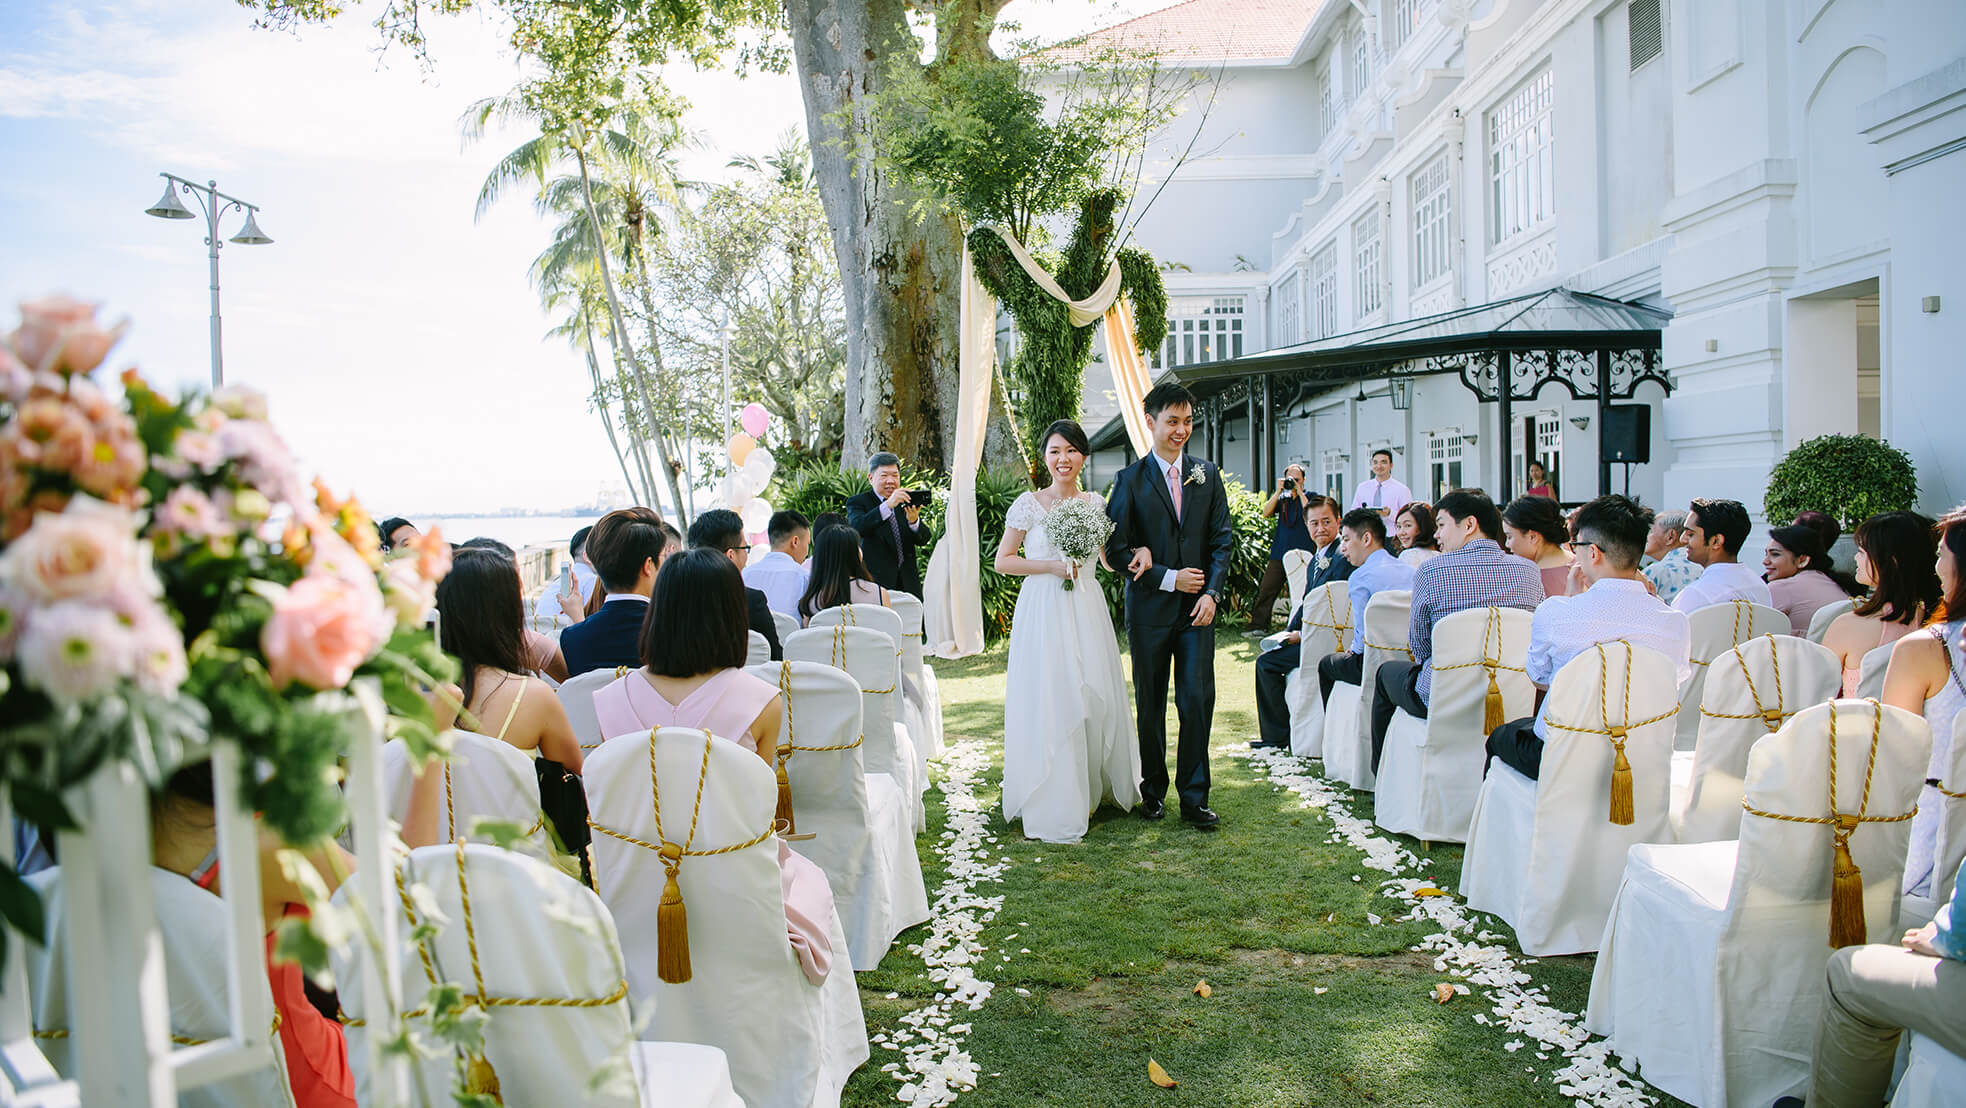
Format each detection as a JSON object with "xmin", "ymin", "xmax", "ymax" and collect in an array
[
  {"xmin": 346, "ymin": 680, "xmax": 410, "ymax": 1105},
  {"xmin": 0, "ymin": 798, "xmax": 68, "ymax": 1104}
]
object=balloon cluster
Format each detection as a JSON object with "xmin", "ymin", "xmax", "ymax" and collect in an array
[{"xmin": 718, "ymin": 403, "xmax": 776, "ymax": 553}]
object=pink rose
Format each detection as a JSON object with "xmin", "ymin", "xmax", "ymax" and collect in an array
[
  {"xmin": 261, "ymin": 574, "xmax": 388, "ymax": 691},
  {"xmin": 9, "ymin": 296, "xmax": 125, "ymax": 376},
  {"xmin": 0, "ymin": 497, "xmax": 154, "ymax": 605}
]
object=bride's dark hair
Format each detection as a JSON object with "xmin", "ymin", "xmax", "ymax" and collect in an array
[{"xmin": 1031, "ymin": 419, "xmax": 1092, "ymax": 488}]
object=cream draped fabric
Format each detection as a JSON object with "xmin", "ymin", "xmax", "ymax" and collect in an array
[{"xmin": 924, "ymin": 227, "xmax": 1154, "ymax": 659}]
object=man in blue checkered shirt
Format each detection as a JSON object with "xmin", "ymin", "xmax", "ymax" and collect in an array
[{"xmin": 1370, "ymin": 488, "xmax": 1545, "ymax": 771}]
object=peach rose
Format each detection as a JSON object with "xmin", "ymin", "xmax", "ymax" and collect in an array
[
  {"xmin": 10, "ymin": 295, "xmax": 125, "ymax": 376},
  {"xmin": 0, "ymin": 496, "xmax": 154, "ymax": 605},
  {"xmin": 261, "ymin": 574, "xmax": 388, "ymax": 691}
]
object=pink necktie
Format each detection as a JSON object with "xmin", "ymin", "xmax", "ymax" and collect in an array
[{"xmin": 1168, "ymin": 461, "xmax": 1183, "ymax": 522}]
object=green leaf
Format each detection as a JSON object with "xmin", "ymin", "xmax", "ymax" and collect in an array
[
  {"xmin": 9, "ymin": 783, "xmax": 77, "ymax": 833},
  {"xmin": 0, "ymin": 862, "xmax": 44, "ymax": 945},
  {"xmin": 271, "ymin": 915, "xmax": 333, "ymax": 987}
]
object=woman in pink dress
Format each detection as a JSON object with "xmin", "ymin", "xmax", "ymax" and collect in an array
[
  {"xmin": 1762, "ymin": 523, "xmax": 1861, "ymax": 636},
  {"xmin": 1502, "ymin": 494, "xmax": 1574, "ymax": 599},
  {"xmin": 1823, "ymin": 511, "xmax": 1940, "ymax": 693},
  {"xmin": 592, "ymin": 548, "xmax": 838, "ymax": 985}
]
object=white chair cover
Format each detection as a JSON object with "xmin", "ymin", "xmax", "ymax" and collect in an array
[
  {"xmin": 1586, "ymin": 700, "xmax": 1930, "ymax": 1107},
  {"xmin": 774, "ymin": 610, "xmax": 802, "ymax": 645},
  {"xmin": 1283, "ymin": 582, "xmax": 1355, "ymax": 759},
  {"xmin": 585, "ymin": 727, "xmax": 868, "ymax": 1108},
  {"xmin": 1808, "ymin": 597, "xmax": 1855, "ymax": 644},
  {"xmin": 787, "ymin": 624, "xmax": 926, "ymax": 833},
  {"xmin": 383, "ymin": 731, "xmax": 550, "ymax": 849},
  {"xmin": 1376, "ymin": 606, "xmax": 1535, "ymax": 843},
  {"xmin": 747, "ymin": 630, "xmax": 774, "ymax": 667},
  {"xmin": 1280, "ymin": 548, "xmax": 1312, "ymax": 626},
  {"xmin": 26, "ymin": 867, "xmax": 296, "ymax": 1108},
  {"xmin": 1894, "ymin": 1034, "xmax": 1966, "ymax": 1106},
  {"xmin": 886, "ymin": 592, "xmax": 945, "ymax": 760},
  {"xmin": 559, "ymin": 666, "xmax": 633, "ymax": 751},
  {"xmin": 1855, "ymin": 640, "xmax": 1893, "ymax": 700},
  {"xmin": 331, "ymin": 843, "xmax": 742, "ymax": 1108},
  {"xmin": 1461, "ymin": 641, "xmax": 1681, "ymax": 955},
  {"xmin": 747, "ymin": 660, "xmax": 930, "ymax": 970},
  {"xmin": 1323, "ymin": 590, "xmax": 1412, "ymax": 791},
  {"xmin": 1676, "ymin": 601, "xmax": 1789, "ymax": 749},
  {"xmin": 1673, "ymin": 634, "xmax": 1841, "ymax": 842},
  {"xmin": 1903, "ymin": 713, "xmax": 1966, "ymax": 927}
]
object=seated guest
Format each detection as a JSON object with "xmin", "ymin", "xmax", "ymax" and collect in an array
[
  {"xmin": 1882, "ymin": 505, "xmax": 1966, "ymax": 898},
  {"xmin": 1313, "ymin": 508, "xmax": 1417, "ymax": 707},
  {"xmin": 812, "ymin": 511, "xmax": 849, "ymax": 537},
  {"xmin": 846, "ymin": 452, "xmax": 928, "ymax": 597},
  {"xmin": 1483, "ymin": 495, "xmax": 1692, "ymax": 780},
  {"xmin": 1671, "ymin": 498, "xmax": 1773, "ymax": 612},
  {"xmin": 1763, "ymin": 523, "xmax": 1861, "ymax": 636},
  {"xmin": 460, "ymin": 537, "xmax": 568, "ymax": 682},
  {"xmin": 531, "ymin": 524, "xmax": 597, "ymax": 630},
  {"xmin": 561, "ymin": 507, "xmax": 668, "ymax": 676},
  {"xmin": 1502, "ymin": 495, "xmax": 1576, "ymax": 600},
  {"xmin": 1250, "ymin": 496, "xmax": 1356, "ymax": 750},
  {"xmin": 1394, "ymin": 501, "xmax": 1441, "ymax": 567},
  {"xmin": 1787, "ymin": 855, "xmax": 1966, "ymax": 1108},
  {"xmin": 687, "ymin": 508, "xmax": 783, "ymax": 660},
  {"xmin": 799, "ymin": 524, "xmax": 891, "ymax": 625},
  {"xmin": 1370, "ymin": 489, "xmax": 1544, "ymax": 772},
  {"xmin": 1793, "ymin": 509, "xmax": 1842, "ymax": 556},
  {"xmin": 744, "ymin": 510, "xmax": 812, "ymax": 620},
  {"xmin": 1824, "ymin": 510, "xmax": 1939, "ymax": 694},
  {"xmin": 590, "ymin": 549, "xmax": 836, "ymax": 985},
  {"xmin": 377, "ymin": 516, "xmax": 419, "ymax": 552},
  {"xmin": 1641, "ymin": 509, "xmax": 1698, "ymax": 605},
  {"xmin": 436, "ymin": 548, "xmax": 584, "ymax": 770}
]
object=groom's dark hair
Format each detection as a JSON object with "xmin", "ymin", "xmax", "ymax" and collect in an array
[
  {"xmin": 1340, "ymin": 508, "xmax": 1387, "ymax": 545},
  {"xmin": 1143, "ymin": 381, "xmax": 1195, "ymax": 417}
]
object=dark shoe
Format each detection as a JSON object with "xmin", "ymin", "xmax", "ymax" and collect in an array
[
  {"xmin": 1180, "ymin": 806, "xmax": 1220, "ymax": 828},
  {"xmin": 1139, "ymin": 798, "xmax": 1165, "ymax": 820},
  {"xmin": 1770, "ymin": 1099, "xmax": 1804, "ymax": 1108},
  {"xmin": 1248, "ymin": 739, "xmax": 1283, "ymax": 749}
]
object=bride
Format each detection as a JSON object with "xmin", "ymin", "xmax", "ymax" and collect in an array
[{"xmin": 994, "ymin": 419, "xmax": 1142, "ymax": 842}]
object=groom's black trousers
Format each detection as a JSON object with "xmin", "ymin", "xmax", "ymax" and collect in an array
[{"xmin": 1130, "ymin": 620, "xmax": 1214, "ymax": 811}]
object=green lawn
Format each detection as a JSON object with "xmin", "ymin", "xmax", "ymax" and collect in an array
[{"xmin": 844, "ymin": 630, "xmax": 1673, "ymax": 1107}]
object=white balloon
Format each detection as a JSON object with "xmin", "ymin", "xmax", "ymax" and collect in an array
[
  {"xmin": 717, "ymin": 473, "xmax": 744, "ymax": 508},
  {"xmin": 739, "ymin": 497, "xmax": 772, "ymax": 533},
  {"xmin": 745, "ymin": 447, "xmax": 778, "ymax": 484}
]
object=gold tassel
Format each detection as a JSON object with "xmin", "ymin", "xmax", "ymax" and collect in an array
[
  {"xmin": 1483, "ymin": 666, "xmax": 1504, "ymax": 734},
  {"xmin": 1829, "ymin": 818, "xmax": 1867, "ymax": 948},
  {"xmin": 774, "ymin": 747, "xmax": 796, "ymax": 834},
  {"xmin": 656, "ymin": 845, "xmax": 691, "ymax": 983},
  {"xmin": 465, "ymin": 1051, "xmax": 503, "ymax": 1102},
  {"xmin": 1607, "ymin": 728, "xmax": 1634, "ymax": 826}
]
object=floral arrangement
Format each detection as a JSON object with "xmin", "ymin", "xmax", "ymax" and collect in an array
[
  {"xmin": 1043, "ymin": 496, "xmax": 1112, "ymax": 591},
  {"xmin": 0, "ymin": 294, "xmax": 456, "ymax": 958}
]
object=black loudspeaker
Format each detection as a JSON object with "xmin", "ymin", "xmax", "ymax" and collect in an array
[{"xmin": 1601, "ymin": 404, "xmax": 1651, "ymax": 464}]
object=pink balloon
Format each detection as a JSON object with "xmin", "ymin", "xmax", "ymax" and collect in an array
[{"xmin": 740, "ymin": 402, "xmax": 770, "ymax": 439}]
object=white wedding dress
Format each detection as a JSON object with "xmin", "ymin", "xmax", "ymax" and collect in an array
[{"xmin": 1001, "ymin": 491, "xmax": 1142, "ymax": 843}]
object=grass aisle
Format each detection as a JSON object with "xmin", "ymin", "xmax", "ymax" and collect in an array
[{"xmin": 846, "ymin": 630, "xmax": 1667, "ymax": 1107}]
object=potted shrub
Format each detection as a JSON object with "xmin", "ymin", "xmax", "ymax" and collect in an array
[{"xmin": 1764, "ymin": 434, "xmax": 1919, "ymax": 571}]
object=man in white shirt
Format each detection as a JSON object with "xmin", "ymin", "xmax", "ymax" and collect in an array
[
  {"xmin": 1485, "ymin": 495, "xmax": 1693, "ymax": 779},
  {"xmin": 1670, "ymin": 497, "xmax": 1774, "ymax": 613},
  {"xmin": 1349, "ymin": 448, "xmax": 1413, "ymax": 519},
  {"xmin": 532, "ymin": 524, "xmax": 599, "ymax": 630},
  {"xmin": 745, "ymin": 509, "xmax": 812, "ymax": 619}
]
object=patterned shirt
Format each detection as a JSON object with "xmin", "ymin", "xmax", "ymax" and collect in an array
[
  {"xmin": 1525, "ymin": 578, "xmax": 1692, "ymax": 740},
  {"xmin": 1408, "ymin": 538, "xmax": 1546, "ymax": 700},
  {"xmin": 1671, "ymin": 559, "xmax": 1774, "ymax": 614},
  {"xmin": 1346, "ymin": 548, "xmax": 1417, "ymax": 654},
  {"xmin": 1643, "ymin": 547, "xmax": 1700, "ymax": 606}
]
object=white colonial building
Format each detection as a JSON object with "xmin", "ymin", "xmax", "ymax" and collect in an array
[{"xmin": 1065, "ymin": 0, "xmax": 1966, "ymax": 523}]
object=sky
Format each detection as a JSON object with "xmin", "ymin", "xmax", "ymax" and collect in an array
[{"xmin": 0, "ymin": 0, "xmax": 1177, "ymax": 516}]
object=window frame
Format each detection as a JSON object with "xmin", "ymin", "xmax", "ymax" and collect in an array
[
  {"xmin": 1410, "ymin": 152, "xmax": 1453, "ymax": 290},
  {"xmin": 1352, "ymin": 208, "xmax": 1383, "ymax": 318},
  {"xmin": 1487, "ymin": 67, "xmax": 1556, "ymax": 248}
]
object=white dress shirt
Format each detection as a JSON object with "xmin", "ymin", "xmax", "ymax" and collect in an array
[
  {"xmin": 1670, "ymin": 560, "xmax": 1775, "ymax": 614},
  {"xmin": 1155, "ymin": 452, "xmax": 1185, "ymax": 593},
  {"xmin": 1528, "ymin": 577, "xmax": 1692, "ymax": 739},
  {"xmin": 529, "ymin": 561, "xmax": 597, "ymax": 630},
  {"xmin": 744, "ymin": 549, "xmax": 810, "ymax": 618},
  {"xmin": 1349, "ymin": 476, "xmax": 1413, "ymax": 517}
]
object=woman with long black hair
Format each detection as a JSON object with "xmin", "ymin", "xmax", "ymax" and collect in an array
[{"xmin": 797, "ymin": 524, "xmax": 889, "ymax": 624}]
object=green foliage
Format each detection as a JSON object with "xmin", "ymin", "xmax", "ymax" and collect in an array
[{"xmin": 1764, "ymin": 434, "xmax": 1920, "ymax": 531}]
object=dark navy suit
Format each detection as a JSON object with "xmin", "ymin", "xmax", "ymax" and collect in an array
[{"xmin": 560, "ymin": 596, "xmax": 648, "ymax": 677}]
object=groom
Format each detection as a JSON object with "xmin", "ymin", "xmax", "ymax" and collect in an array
[{"xmin": 1104, "ymin": 382, "xmax": 1234, "ymax": 828}]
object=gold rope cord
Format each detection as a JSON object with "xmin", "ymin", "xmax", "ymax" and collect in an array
[
  {"xmin": 830, "ymin": 624, "xmax": 897, "ymax": 694},
  {"xmin": 444, "ymin": 746, "xmax": 548, "ymax": 841},
  {"xmin": 1430, "ymin": 608, "xmax": 1528, "ymax": 732},
  {"xmin": 1698, "ymin": 635, "xmax": 1793, "ymax": 731},
  {"xmin": 1691, "ymin": 600, "xmax": 1759, "ymax": 668},
  {"xmin": 1739, "ymin": 700, "xmax": 1917, "ymax": 948},
  {"xmin": 36, "ymin": 1007, "xmax": 281, "ymax": 1046},
  {"xmin": 1298, "ymin": 587, "xmax": 1354, "ymax": 655},
  {"xmin": 1542, "ymin": 641, "xmax": 1679, "ymax": 825}
]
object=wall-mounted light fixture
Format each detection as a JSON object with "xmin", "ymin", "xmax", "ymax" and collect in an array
[
  {"xmin": 1389, "ymin": 377, "xmax": 1414, "ymax": 410},
  {"xmin": 1923, "ymin": 296, "xmax": 1942, "ymax": 314},
  {"xmin": 1570, "ymin": 415, "xmax": 1591, "ymax": 430},
  {"xmin": 1462, "ymin": 431, "xmax": 1480, "ymax": 446},
  {"xmin": 1704, "ymin": 338, "xmax": 1719, "ymax": 353}
]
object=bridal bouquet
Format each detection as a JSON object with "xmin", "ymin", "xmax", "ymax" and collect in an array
[{"xmin": 1045, "ymin": 496, "xmax": 1113, "ymax": 591}]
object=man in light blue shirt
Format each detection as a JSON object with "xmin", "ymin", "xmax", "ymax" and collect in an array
[
  {"xmin": 744, "ymin": 509, "xmax": 812, "ymax": 619},
  {"xmin": 1484, "ymin": 495, "xmax": 1692, "ymax": 780},
  {"xmin": 1316, "ymin": 508, "xmax": 1416, "ymax": 704}
]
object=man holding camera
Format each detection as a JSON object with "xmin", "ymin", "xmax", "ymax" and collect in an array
[
  {"xmin": 846, "ymin": 451, "xmax": 929, "ymax": 597},
  {"xmin": 1247, "ymin": 463, "xmax": 1317, "ymax": 636}
]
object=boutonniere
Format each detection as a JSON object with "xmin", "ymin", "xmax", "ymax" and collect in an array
[
  {"xmin": 1184, "ymin": 463, "xmax": 1207, "ymax": 487},
  {"xmin": 1315, "ymin": 552, "xmax": 1332, "ymax": 572}
]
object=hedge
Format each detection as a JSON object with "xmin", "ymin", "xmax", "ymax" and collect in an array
[{"xmin": 1763, "ymin": 434, "xmax": 1919, "ymax": 531}]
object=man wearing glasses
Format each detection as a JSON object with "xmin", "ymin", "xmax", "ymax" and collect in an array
[{"xmin": 1483, "ymin": 494, "xmax": 1692, "ymax": 781}]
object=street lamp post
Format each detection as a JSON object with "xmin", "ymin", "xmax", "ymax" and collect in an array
[{"xmin": 144, "ymin": 172, "xmax": 273, "ymax": 390}]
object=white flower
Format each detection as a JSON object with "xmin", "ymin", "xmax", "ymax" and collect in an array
[
  {"xmin": 1184, "ymin": 463, "xmax": 1208, "ymax": 487},
  {"xmin": 16, "ymin": 600, "xmax": 134, "ymax": 704}
]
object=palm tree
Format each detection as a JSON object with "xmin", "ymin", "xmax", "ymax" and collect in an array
[
  {"xmin": 464, "ymin": 89, "xmax": 695, "ymax": 523},
  {"xmin": 538, "ymin": 265, "xmax": 649, "ymax": 505}
]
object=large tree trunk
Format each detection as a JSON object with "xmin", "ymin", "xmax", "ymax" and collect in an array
[{"xmin": 785, "ymin": 0, "xmax": 1023, "ymax": 476}]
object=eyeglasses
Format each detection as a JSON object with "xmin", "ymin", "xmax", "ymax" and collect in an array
[{"xmin": 1564, "ymin": 540, "xmax": 1601, "ymax": 555}]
